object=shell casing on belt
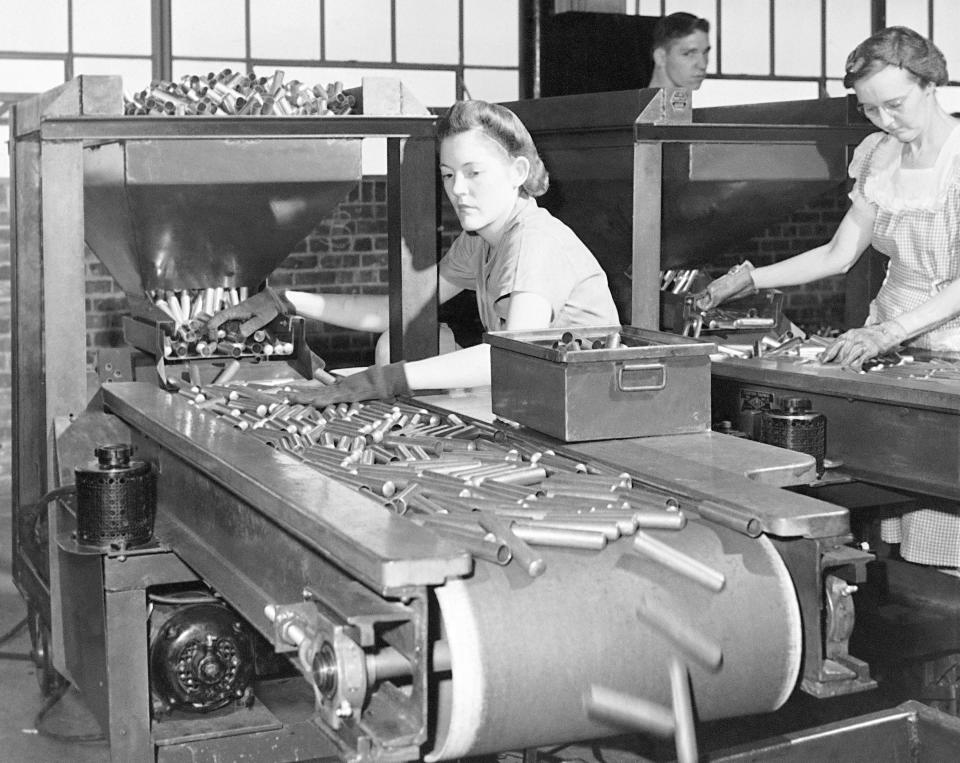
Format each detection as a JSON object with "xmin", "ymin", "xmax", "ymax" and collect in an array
[{"xmin": 176, "ymin": 384, "xmax": 703, "ymax": 579}]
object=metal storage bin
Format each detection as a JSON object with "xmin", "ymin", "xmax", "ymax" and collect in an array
[{"xmin": 486, "ymin": 326, "xmax": 715, "ymax": 442}]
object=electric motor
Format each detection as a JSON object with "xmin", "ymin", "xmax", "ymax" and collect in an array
[{"xmin": 149, "ymin": 601, "xmax": 255, "ymax": 713}]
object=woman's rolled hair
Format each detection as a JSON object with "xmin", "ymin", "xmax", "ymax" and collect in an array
[
  {"xmin": 437, "ymin": 99, "xmax": 549, "ymax": 197},
  {"xmin": 844, "ymin": 26, "xmax": 948, "ymax": 89}
]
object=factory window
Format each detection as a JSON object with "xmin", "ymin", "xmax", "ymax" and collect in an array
[
  {"xmin": 825, "ymin": 0, "xmax": 872, "ymax": 84},
  {"xmin": 773, "ymin": 0, "xmax": 822, "ymax": 78},
  {"xmin": 396, "ymin": 0, "xmax": 460, "ymax": 65},
  {"xmin": 0, "ymin": 59, "xmax": 66, "ymax": 95},
  {"xmin": 464, "ymin": 0, "xmax": 519, "ymax": 67},
  {"xmin": 324, "ymin": 0, "xmax": 393, "ymax": 63},
  {"xmin": 171, "ymin": 0, "xmax": 246, "ymax": 59},
  {"xmin": 626, "ymin": 0, "xmax": 959, "ymax": 107},
  {"xmin": 721, "ymin": 0, "xmax": 769, "ymax": 77},
  {"xmin": 249, "ymin": 0, "xmax": 322, "ymax": 61},
  {"xmin": 74, "ymin": 0, "xmax": 152, "ymax": 56},
  {"xmin": 886, "ymin": 0, "xmax": 928, "ymax": 32},
  {"xmin": 0, "ymin": 0, "xmax": 69, "ymax": 52},
  {"xmin": 74, "ymin": 57, "xmax": 154, "ymax": 89},
  {"xmin": 932, "ymin": 0, "xmax": 960, "ymax": 89}
]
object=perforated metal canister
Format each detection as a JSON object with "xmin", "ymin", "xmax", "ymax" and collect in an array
[
  {"xmin": 75, "ymin": 443, "xmax": 156, "ymax": 548},
  {"xmin": 762, "ymin": 398, "xmax": 826, "ymax": 477}
]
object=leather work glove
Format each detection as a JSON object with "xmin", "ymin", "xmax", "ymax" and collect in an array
[
  {"xmin": 206, "ymin": 287, "xmax": 295, "ymax": 338},
  {"xmin": 819, "ymin": 320, "xmax": 908, "ymax": 371},
  {"xmin": 693, "ymin": 262, "xmax": 758, "ymax": 311},
  {"xmin": 288, "ymin": 362, "xmax": 411, "ymax": 407}
]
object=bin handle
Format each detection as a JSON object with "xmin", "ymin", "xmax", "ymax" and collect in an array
[{"xmin": 617, "ymin": 363, "xmax": 666, "ymax": 392}]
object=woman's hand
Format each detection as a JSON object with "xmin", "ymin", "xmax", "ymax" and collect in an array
[
  {"xmin": 288, "ymin": 362, "xmax": 411, "ymax": 407},
  {"xmin": 819, "ymin": 320, "xmax": 908, "ymax": 370},
  {"xmin": 205, "ymin": 287, "xmax": 294, "ymax": 338}
]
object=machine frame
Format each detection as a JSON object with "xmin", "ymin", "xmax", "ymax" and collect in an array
[
  {"xmin": 8, "ymin": 79, "xmax": 900, "ymax": 761},
  {"xmin": 9, "ymin": 76, "xmax": 440, "ymax": 719}
]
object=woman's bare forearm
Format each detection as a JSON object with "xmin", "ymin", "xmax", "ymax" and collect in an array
[
  {"xmin": 403, "ymin": 344, "xmax": 492, "ymax": 390},
  {"xmin": 285, "ymin": 292, "xmax": 389, "ymax": 332}
]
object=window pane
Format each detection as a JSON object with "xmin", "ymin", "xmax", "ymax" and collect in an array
[
  {"xmin": 0, "ymin": 0, "xmax": 68, "ymax": 52},
  {"xmin": 464, "ymin": 0, "xmax": 518, "ymax": 67},
  {"xmin": 74, "ymin": 57, "xmax": 153, "ymax": 94},
  {"xmin": 362, "ymin": 138, "xmax": 388, "ymax": 176},
  {"xmin": 172, "ymin": 0, "xmax": 246, "ymax": 58},
  {"xmin": 886, "ymin": 0, "xmax": 928, "ymax": 37},
  {"xmin": 824, "ymin": 79, "xmax": 847, "ymax": 98},
  {"xmin": 694, "ymin": 79, "xmax": 820, "ymax": 108},
  {"xmin": 933, "ymin": 1, "xmax": 960, "ymax": 83},
  {"xmin": 464, "ymin": 68, "xmax": 519, "ymax": 103},
  {"xmin": 825, "ymin": 0, "xmax": 870, "ymax": 80},
  {"xmin": 721, "ymin": 0, "xmax": 768, "ymax": 75},
  {"xmin": 74, "ymin": 0, "xmax": 151, "ymax": 55},
  {"xmin": 663, "ymin": 0, "xmax": 715, "ymax": 73},
  {"xmin": 937, "ymin": 87, "xmax": 960, "ymax": 116},
  {"xmin": 172, "ymin": 59, "xmax": 247, "ymax": 82},
  {"xmin": 250, "ymin": 0, "xmax": 321, "ymax": 60},
  {"xmin": 325, "ymin": 0, "xmax": 392, "ymax": 62},
  {"xmin": 0, "ymin": 59, "xmax": 66, "ymax": 93},
  {"xmin": 390, "ymin": 70, "xmax": 456, "ymax": 109},
  {"xmin": 774, "ymin": 0, "xmax": 821, "ymax": 77},
  {"xmin": 396, "ymin": 0, "xmax": 459, "ymax": 64}
]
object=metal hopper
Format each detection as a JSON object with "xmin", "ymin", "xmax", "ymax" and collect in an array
[
  {"xmin": 501, "ymin": 89, "xmax": 874, "ymax": 325},
  {"xmin": 83, "ymin": 133, "xmax": 361, "ymax": 297}
]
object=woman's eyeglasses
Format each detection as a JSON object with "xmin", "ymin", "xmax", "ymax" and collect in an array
[{"xmin": 857, "ymin": 85, "xmax": 919, "ymax": 120}]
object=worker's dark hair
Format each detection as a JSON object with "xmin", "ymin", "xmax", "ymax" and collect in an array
[
  {"xmin": 652, "ymin": 11, "xmax": 710, "ymax": 52},
  {"xmin": 843, "ymin": 26, "xmax": 948, "ymax": 88},
  {"xmin": 436, "ymin": 99, "xmax": 549, "ymax": 197}
]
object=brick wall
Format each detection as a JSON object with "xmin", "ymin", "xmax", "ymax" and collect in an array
[
  {"xmin": 710, "ymin": 185, "xmax": 850, "ymax": 336},
  {"xmin": 0, "ymin": 177, "xmax": 853, "ymax": 485}
]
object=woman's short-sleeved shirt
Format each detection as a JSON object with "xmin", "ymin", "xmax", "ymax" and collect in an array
[
  {"xmin": 848, "ymin": 124, "xmax": 960, "ymax": 349},
  {"xmin": 439, "ymin": 197, "xmax": 619, "ymax": 331}
]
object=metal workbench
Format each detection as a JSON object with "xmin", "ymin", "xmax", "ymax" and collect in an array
[{"xmin": 712, "ymin": 356, "xmax": 960, "ymax": 503}]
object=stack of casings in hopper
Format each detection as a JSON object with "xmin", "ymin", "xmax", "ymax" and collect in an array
[{"xmin": 81, "ymin": 125, "xmax": 361, "ymax": 359}]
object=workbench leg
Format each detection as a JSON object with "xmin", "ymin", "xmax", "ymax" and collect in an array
[
  {"xmin": 386, "ymin": 135, "xmax": 439, "ymax": 362},
  {"xmin": 105, "ymin": 588, "xmax": 153, "ymax": 762}
]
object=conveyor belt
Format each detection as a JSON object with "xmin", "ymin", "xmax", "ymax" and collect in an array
[{"xmin": 429, "ymin": 523, "xmax": 801, "ymax": 758}]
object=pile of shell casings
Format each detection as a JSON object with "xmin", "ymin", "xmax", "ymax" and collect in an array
[
  {"xmin": 125, "ymin": 69, "xmax": 357, "ymax": 117},
  {"xmin": 150, "ymin": 287, "xmax": 293, "ymax": 360},
  {"xmin": 660, "ymin": 268, "xmax": 700, "ymax": 294},
  {"xmin": 552, "ymin": 330, "xmax": 623, "ymax": 352},
  {"xmin": 177, "ymin": 382, "xmax": 691, "ymax": 578}
]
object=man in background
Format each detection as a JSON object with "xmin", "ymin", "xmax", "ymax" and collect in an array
[{"xmin": 648, "ymin": 12, "xmax": 710, "ymax": 91}]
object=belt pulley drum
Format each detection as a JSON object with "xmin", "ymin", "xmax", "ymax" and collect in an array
[{"xmin": 428, "ymin": 521, "xmax": 802, "ymax": 759}]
